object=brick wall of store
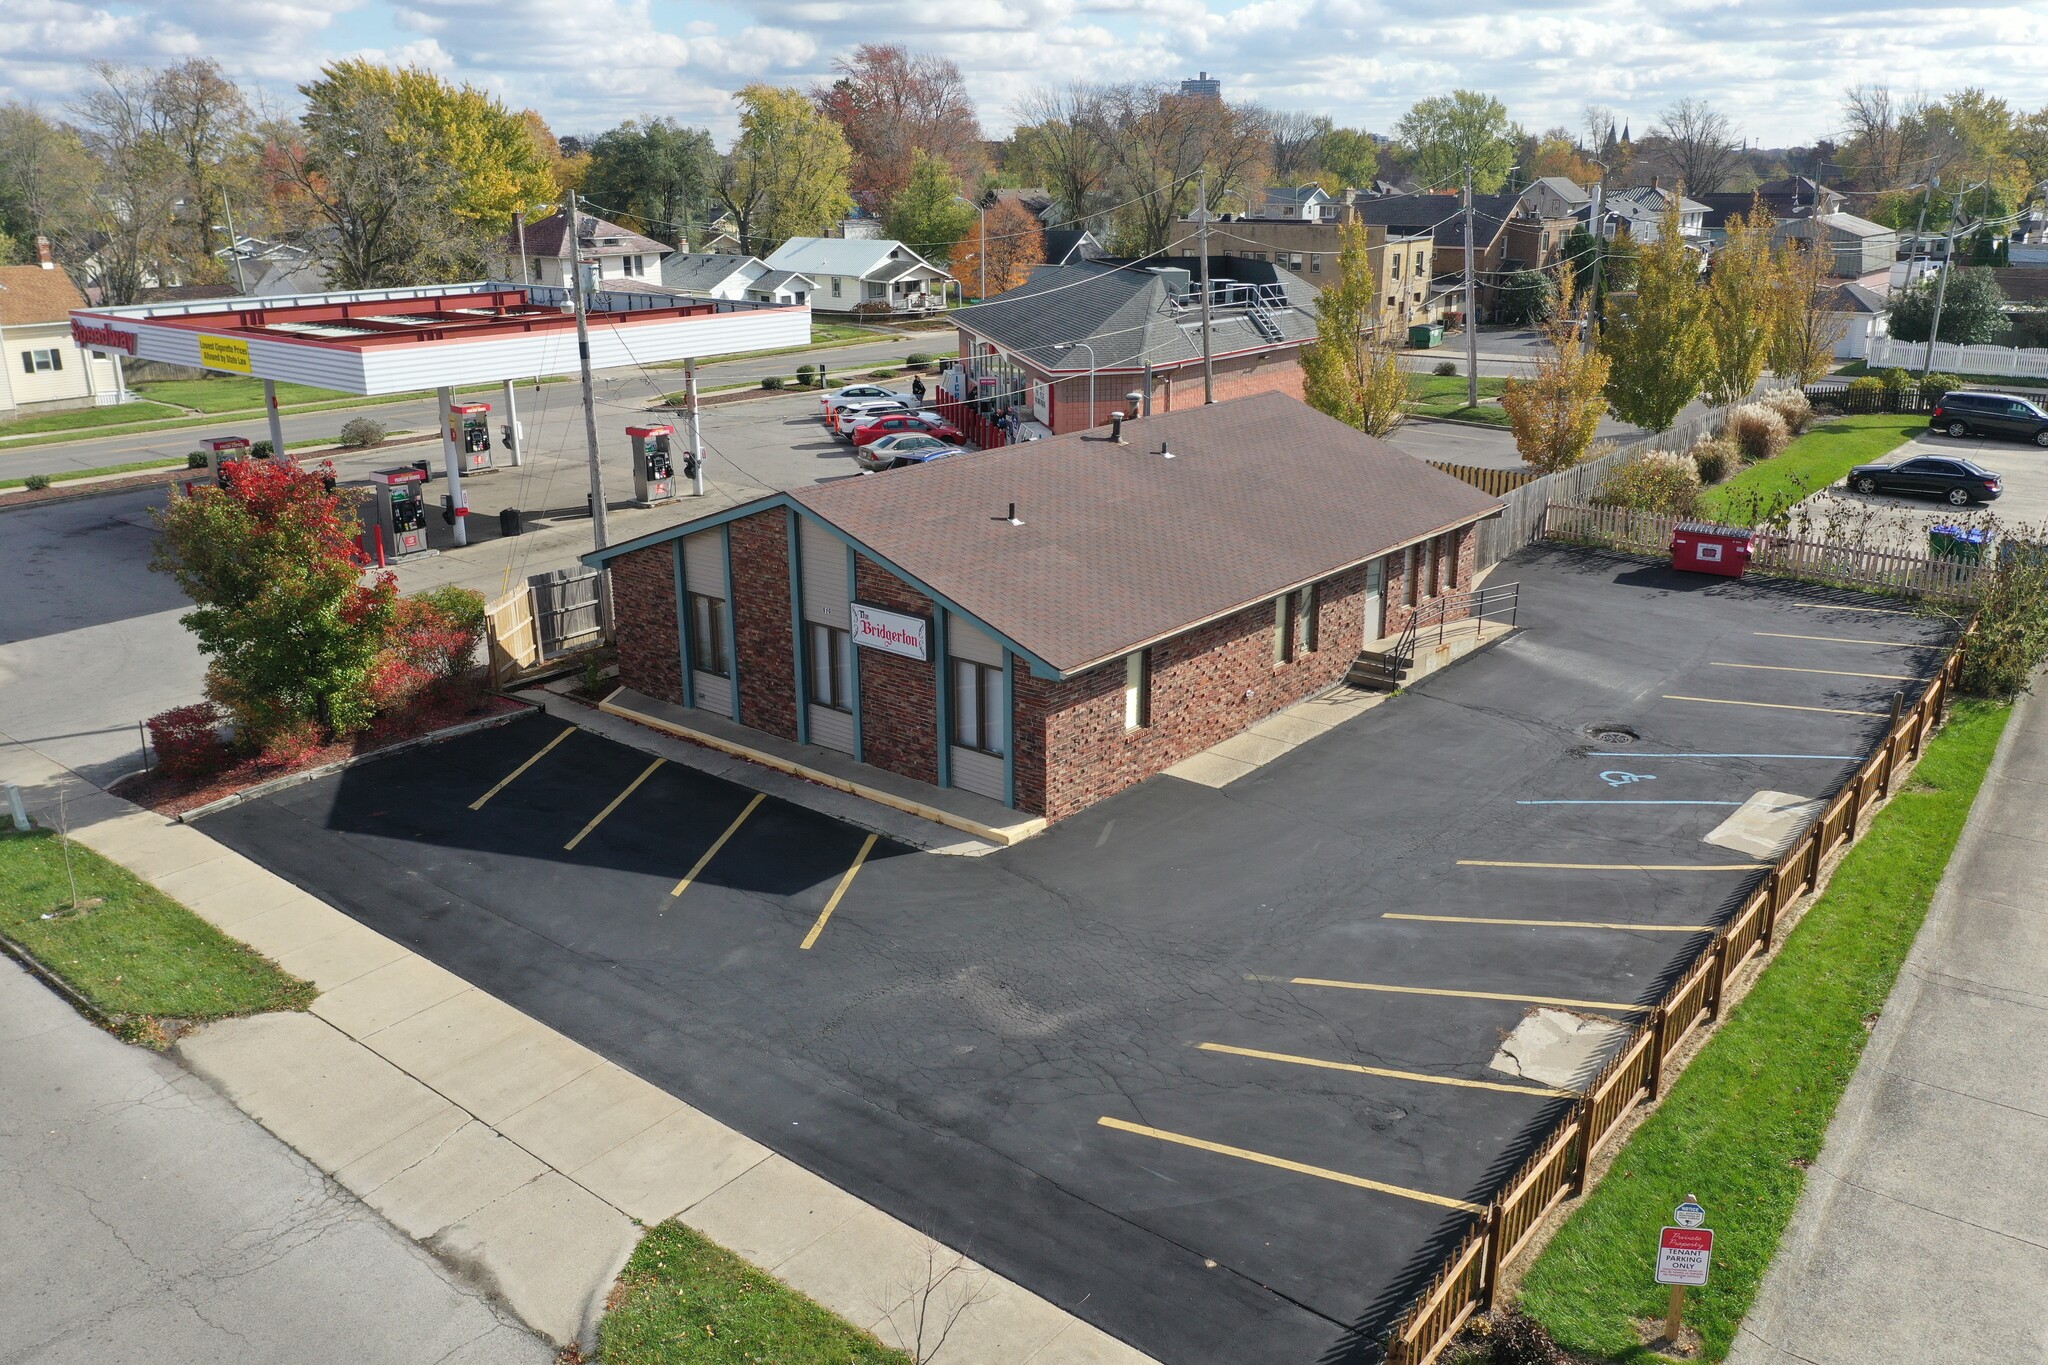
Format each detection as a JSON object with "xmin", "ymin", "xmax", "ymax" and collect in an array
[
  {"xmin": 1014, "ymin": 562, "xmax": 1372, "ymax": 820},
  {"xmin": 853, "ymin": 554, "xmax": 941, "ymax": 786},
  {"xmin": 1045, "ymin": 352, "xmax": 1305, "ymax": 433},
  {"xmin": 1382, "ymin": 528, "xmax": 1477, "ymax": 636},
  {"xmin": 611, "ymin": 545, "xmax": 683, "ymax": 706},
  {"xmin": 730, "ymin": 510, "xmax": 798, "ymax": 741}
]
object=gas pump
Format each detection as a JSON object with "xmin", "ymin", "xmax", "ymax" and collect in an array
[
  {"xmin": 200, "ymin": 436, "xmax": 253, "ymax": 487},
  {"xmin": 367, "ymin": 467, "xmax": 432, "ymax": 559},
  {"xmin": 627, "ymin": 424, "xmax": 678, "ymax": 506},
  {"xmin": 448, "ymin": 402, "xmax": 493, "ymax": 473}
]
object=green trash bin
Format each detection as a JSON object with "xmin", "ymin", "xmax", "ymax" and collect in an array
[{"xmin": 1409, "ymin": 323, "xmax": 1444, "ymax": 349}]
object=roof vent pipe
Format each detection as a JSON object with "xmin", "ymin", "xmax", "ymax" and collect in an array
[
  {"xmin": 1108, "ymin": 412, "xmax": 1126, "ymax": 443},
  {"xmin": 1160, "ymin": 440, "xmax": 1173, "ymax": 459}
]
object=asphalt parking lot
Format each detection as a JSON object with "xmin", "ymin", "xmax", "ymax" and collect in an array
[
  {"xmin": 196, "ymin": 544, "xmax": 1959, "ymax": 1365},
  {"xmin": 1808, "ymin": 422, "xmax": 2048, "ymax": 549}
]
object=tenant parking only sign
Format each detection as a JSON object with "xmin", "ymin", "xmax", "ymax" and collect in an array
[{"xmin": 1655, "ymin": 1226, "xmax": 1714, "ymax": 1287}]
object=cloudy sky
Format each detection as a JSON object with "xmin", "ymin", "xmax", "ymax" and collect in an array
[{"xmin": 3, "ymin": 0, "xmax": 2043, "ymax": 149}]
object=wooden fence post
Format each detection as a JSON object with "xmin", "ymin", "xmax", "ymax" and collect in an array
[
  {"xmin": 1844, "ymin": 778, "xmax": 1863, "ymax": 844},
  {"xmin": 1645, "ymin": 1007, "xmax": 1668, "ymax": 1099},
  {"xmin": 1480, "ymin": 1205, "xmax": 1505, "ymax": 1311},
  {"xmin": 1707, "ymin": 936, "xmax": 1730, "ymax": 1017},
  {"xmin": 1567, "ymin": 1098, "xmax": 1593, "ymax": 1197}
]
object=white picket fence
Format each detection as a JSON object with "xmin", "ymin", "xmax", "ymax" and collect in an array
[
  {"xmin": 1542, "ymin": 502, "xmax": 1992, "ymax": 601},
  {"xmin": 1867, "ymin": 336, "xmax": 2048, "ymax": 380}
]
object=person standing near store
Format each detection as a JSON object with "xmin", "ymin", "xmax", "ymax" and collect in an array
[{"xmin": 910, "ymin": 373, "xmax": 926, "ymax": 409}]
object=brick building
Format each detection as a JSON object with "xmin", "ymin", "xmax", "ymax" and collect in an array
[
  {"xmin": 1170, "ymin": 214, "xmax": 1437, "ymax": 324},
  {"xmin": 946, "ymin": 257, "xmax": 1319, "ymax": 435},
  {"xmin": 586, "ymin": 393, "xmax": 1500, "ymax": 823}
]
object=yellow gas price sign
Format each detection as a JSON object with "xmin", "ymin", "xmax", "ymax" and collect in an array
[{"xmin": 197, "ymin": 334, "xmax": 253, "ymax": 374}]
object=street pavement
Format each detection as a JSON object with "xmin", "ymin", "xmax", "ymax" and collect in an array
[
  {"xmin": 0, "ymin": 954, "xmax": 552, "ymax": 1365},
  {"xmin": 1730, "ymin": 682, "xmax": 2048, "ymax": 1365}
]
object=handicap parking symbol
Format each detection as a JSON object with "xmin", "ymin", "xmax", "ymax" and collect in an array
[{"xmin": 1599, "ymin": 770, "xmax": 1656, "ymax": 788}]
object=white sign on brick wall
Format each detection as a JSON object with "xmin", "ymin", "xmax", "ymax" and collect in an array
[{"xmin": 851, "ymin": 602, "xmax": 930, "ymax": 661}]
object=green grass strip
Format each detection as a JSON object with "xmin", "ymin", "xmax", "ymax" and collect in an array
[
  {"xmin": 0, "ymin": 400, "xmax": 182, "ymax": 439},
  {"xmin": 598, "ymin": 1221, "xmax": 913, "ymax": 1363},
  {"xmin": 1518, "ymin": 697, "xmax": 2011, "ymax": 1360},
  {"xmin": 1698, "ymin": 414, "xmax": 1923, "ymax": 525},
  {"xmin": 134, "ymin": 377, "xmax": 355, "ymax": 412},
  {"xmin": 0, "ymin": 826, "xmax": 313, "ymax": 1034}
]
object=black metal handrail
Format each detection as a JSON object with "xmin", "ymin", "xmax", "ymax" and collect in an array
[{"xmin": 1389, "ymin": 581, "xmax": 1520, "ymax": 671}]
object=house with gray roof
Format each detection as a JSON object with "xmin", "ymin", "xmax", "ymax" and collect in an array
[
  {"xmin": 1775, "ymin": 213, "xmax": 1899, "ymax": 280},
  {"xmin": 1519, "ymin": 177, "xmax": 1590, "ymax": 222},
  {"xmin": 661, "ymin": 253, "xmax": 814, "ymax": 305},
  {"xmin": 948, "ymin": 258, "xmax": 1319, "ymax": 434},
  {"xmin": 493, "ymin": 209, "xmax": 670, "ymax": 290},
  {"xmin": 762, "ymin": 237, "xmax": 954, "ymax": 316}
]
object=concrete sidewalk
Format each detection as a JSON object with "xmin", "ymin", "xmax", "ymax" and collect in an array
[
  {"xmin": 0, "ymin": 744, "xmax": 1151, "ymax": 1363},
  {"xmin": 1730, "ymin": 685, "xmax": 2048, "ymax": 1365}
]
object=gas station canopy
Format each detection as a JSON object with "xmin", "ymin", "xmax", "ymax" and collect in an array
[{"xmin": 68, "ymin": 281, "xmax": 809, "ymax": 394}]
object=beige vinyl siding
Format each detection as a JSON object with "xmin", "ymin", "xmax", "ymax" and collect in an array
[
  {"xmin": 682, "ymin": 529, "xmax": 732, "ymax": 717},
  {"xmin": 809, "ymin": 704, "xmax": 855, "ymax": 754},
  {"xmin": 799, "ymin": 518, "xmax": 849, "ymax": 625},
  {"xmin": 949, "ymin": 746, "xmax": 1005, "ymax": 800},
  {"xmin": 947, "ymin": 615, "xmax": 1004, "ymax": 667}
]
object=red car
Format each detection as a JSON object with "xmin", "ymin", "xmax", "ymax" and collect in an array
[{"xmin": 851, "ymin": 412, "xmax": 963, "ymax": 446}]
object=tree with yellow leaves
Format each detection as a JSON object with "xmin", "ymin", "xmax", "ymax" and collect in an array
[
  {"xmin": 1301, "ymin": 220, "xmax": 1410, "ymax": 438},
  {"xmin": 1502, "ymin": 265, "xmax": 1612, "ymax": 472},
  {"xmin": 1767, "ymin": 240, "xmax": 1848, "ymax": 386}
]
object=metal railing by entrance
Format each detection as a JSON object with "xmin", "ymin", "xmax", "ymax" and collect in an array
[{"xmin": 1395, "ymin": 581, "xmax": 1520, "ymax": 668}]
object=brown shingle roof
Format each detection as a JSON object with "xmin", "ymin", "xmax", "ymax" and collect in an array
[
  {"xmin": 0, "ymin": 265, "xmax": 87, "ymax": 325},
  {"xmin": 789, "ymin": 392, "xmax": 1501, "ymax": 675},
  {"xmin": 505, "ymin": 209, "xmax": 668, "ymax": 259}
]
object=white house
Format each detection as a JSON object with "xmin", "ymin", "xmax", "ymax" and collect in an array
[
  {"xmin": 1599, "ymin": 186, "xmax": 1708, "ymax": 244},
  {"xmin": 1825, "ymin": 281, "xmax": 1889, "ymax": 360},
  {"xmin": 0, "ymin": 246, "xmax": 121, "ymax": 415},
  {"xmin": 761, "ymin": 237, "xmax": 954, "ymax": 316},
  {"xmin": 661, "ymin": 254, "xmax": 814, "ymax": 306},
  {"xmin": 1519, "ymin": 177, "xmax": 1590, "ymax": 223},
  {"xmin": 494, "ymin": 210, "xmax": 672, "ymax": 289},
  {"xmin": 1251, "ymin": 185, "xmax": 1338, "ymax": 222}
]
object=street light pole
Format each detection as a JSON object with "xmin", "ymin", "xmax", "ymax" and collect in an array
[
  {"xmin": 1198, "ymin": 168, "xmax": 1215, "ymax": 404},
  {"xmin": 1463, "ymin": 163, "xmax": 1479, "ymax": 409},
  {"xmin": 1921, "ymin": 181, "xmax": 1981, "ymax": 383},
  {"xmin": 566, "ymin": 194, "xmax": 613, "ymax": 628}
]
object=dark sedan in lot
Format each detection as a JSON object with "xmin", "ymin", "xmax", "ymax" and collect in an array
[{"xmin": 1846, "ymin": 454, "xmax": 2003, "ymax": 505}]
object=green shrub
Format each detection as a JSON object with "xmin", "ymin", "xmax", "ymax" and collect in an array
[
  {"xmin": 1963, "ymin": 542, "xmax": 2048, "ymax": 698},
  {"xmin": 23, "ymin": 473, "xmax": 53, "ymax": 491},
  {"xmin": 760, "ymin": 375, "xmax": 785, "ymax": 390},
  {"xmin": 1877, "ymin": 366, "xmax": 1912, "ymax": 400},
  {"xmin": 1433, "ymin": 361, "xmax": 1458, "ymax": 377},
  {"xmin": 905, "ymin": 352, "xmax": 933, "ymax": 367},
  {"xmin": 250, "ymin": 438, "xmax": 274, "ymax": 458},
  {"xmin": 1921, "ymin": 371, "xmax": 1962, "ymax": 404},
  {"xmin": 187, "ymin": 452, "xmax": 209, "ymax": 469},
  {"xmin": 795, "ymin": 364, "xmax": 818, "ymax": 386},
  {"xmin": 1593, "ymin": 452, "xmax": 1701, "ymax": 517},
  {"xmin": 1724, "ymin": 403, "xmax": 1793, "ymax": 463},
  {"xmin": 1688, "ymin": 436, "xmax": 1736, "ymax": 485},
  {"xmin": 338, "ymin": 417, "xmax": 387, "ymax": 448},
  {"xmin": 1845, "ymin": 375, "xmax": 1885, "ymax": 404}
]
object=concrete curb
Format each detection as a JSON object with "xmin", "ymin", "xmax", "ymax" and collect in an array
[
  {"xmin": 175, "ymin": 704, "xmax": 535, "ymax": 824},
  {"xmin": 0, "ymin": 928, "xmax": 113, "ymax": 1030}
]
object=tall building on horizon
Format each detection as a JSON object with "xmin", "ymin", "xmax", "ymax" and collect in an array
[{"xmin": 1180, "ymin": 71, "xmax": 1221, "ymax": 100}]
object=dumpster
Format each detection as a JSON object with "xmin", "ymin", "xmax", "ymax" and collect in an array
[
  {"xmin": 1928, "ymin": 524, "xmax": 1986, "ymax": 563},
  {"xmin": 1409, "ymin": 322, "xmax": 1445, "ymax": 349},
  {"xmin": 1671, "ymin": 521, "xmax": 1754, "ymax": 578}
]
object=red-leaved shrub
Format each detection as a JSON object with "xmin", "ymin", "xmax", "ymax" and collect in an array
[
  {"xmin": 257, "ymin": 719, "xmax": 325, "ymax": 771},
  {"xmin": 147, "ymin": 703, "xmax": 231, "ymax": 781}
]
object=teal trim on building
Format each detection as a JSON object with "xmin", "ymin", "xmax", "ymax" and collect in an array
[
  {"xmin": 933, "ymin": 608, "xmax": 951, "ymax": 790},
  {"xmin": 721, "ymin": 525, "xmax": 742, "ymax": 727},
  {"xmin": 786, "ymin": 507, "xmax": 809, "ymax": 746},
  {"xmin": 671, "ymin": 540, "xmax": 695, "ymax": 710}
]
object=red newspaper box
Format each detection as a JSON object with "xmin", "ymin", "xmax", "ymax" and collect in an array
[{"xmin": 1671, "ymin": 521, "xmax": 1753, "ymax": 579}]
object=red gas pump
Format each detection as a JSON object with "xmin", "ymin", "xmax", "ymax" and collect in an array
[
  {"xmin": 448, "ymin": 402, "xmax": 493, "ymax": 472},
  {"xmin": 200, "ymin": 435, "xmax": 253, "ymax": 487},
  {"xmin": 627, "ymin": 424, "xmax": 677, "ymax": 506}
]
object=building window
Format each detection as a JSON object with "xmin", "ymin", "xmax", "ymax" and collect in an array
[
  {"xmin": 807, "ymin": 623, "xmax": 852, "ymax": 710},
  {"xmin": 1392, "ymin": 255, "xmax": 1402, "ymax": 278},
  {"xmin": 1274, "ymin": 594, "xmax": 1297, "ymax": 663},
  {"xmin": 1387, "ymin": 295, "xmax": 1397, "ymax": 308},
  {"xmin": 688, "ymin": 592, "xmax": 728, "ymax": 676},
  {"xmin": 832, "ymin": 278, "xmax": 842, "ymax": 297},
  {"xmin": 24, "ymin": 348, "xmax": 62, "ymax": 373},
  {"xmin": 1298, "ymin": 582, "xmax": 1319, "ymax": 653},
  {"xmin": 1310, "ymin": 255, "xmax": 1322, "ymax": 274},
  {"xmin": 952, "ymin": 659, "xmax": 1005, "ymax": 756},
  {"xmin": 1405, "ymin": 545, "xmax": 1419, "ymax": 607},
  {"xmin": 1124, "ymin": 651, "xmax": 1150, "ymax": 729}
]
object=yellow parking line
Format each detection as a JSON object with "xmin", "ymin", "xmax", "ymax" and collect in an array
[
  {"xmin": 469, "ymin": 725, "xmax": 575, "ymax": 810},
  {"xmin": 1710, "ymin": 661, "xmax": 1923, "ymax": 682},
  {"xmin": 564, "ymin": 758, "xmax": 665, "ymax": 850},
  {"xmin": 801, "ymin": 833, "xmax": 879, "ymax": 950},
  {"xmin": 1384, "ymin": 913, "xmax": 1713, "ymax": 933},
  {"xmin": 1096, "ymin": 1116, "xmax": 1487, "ymax": 1212},
  {"xmin": 670, "ymin": 793, "xmax": 765, "ymax": 898},
  {"xmin": 1457, "ymin": 859, "xmax": 1769, "ymax": 871},
  {"xmin": 1267, "ymin": 976, "xmax": 1649, "ymax": 1013},
  {"xmin": 1665, "ymin": 694, "xmax": 1886, "ymax": 717},
  {"xmin": 1197, "ymin": 1042, "xmax": 1571, "ymax": 1097},
  {"xmin": 1753, "ymin": 631, "xmax": 1941, "ymax": 648}
]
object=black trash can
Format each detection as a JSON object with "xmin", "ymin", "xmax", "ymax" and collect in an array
[{"xmin": 500, "ymin": 507, "xmax": 523, "ymax": 537}]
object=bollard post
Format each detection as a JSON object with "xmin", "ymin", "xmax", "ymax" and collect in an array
[{"xmin": 6, "ymin": 784, "xmax": 29, "ymax": 832}]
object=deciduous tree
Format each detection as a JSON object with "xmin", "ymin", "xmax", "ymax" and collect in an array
[
  {"xmin": 1302, "ymin": 220, "xmax": 1409, "ymax": 437},
  {"xmin": 1009, "ymin": 86, "xmax": 1110, "ymax": 227},
  {"xmin": 1886, "ymin": 266, "xmax": 2007, "ymax": 345},
  {"xmin": 1088, "ymin": 83, "xmax": 1269, "ymax": 255},
  {"xmin": 1600, "ymin": 196, "xmax": 1715, "ymax": 430},
  {"xmin": 715, "ymin": 84, "xmax": 853, "ymax": 258},
  {"xmin": 1264, "ymin": 111, "xmax": 1330, "ymax": 182},
  {"xmin": 883, "ymin": 150, "xmax": 975, "ymax": 262},
  {"xmin": 1767, "ymin": 241, "xmax": 1848, "ymax": 386},
  {"xmin": 1649, "ymin": 98, "xmax": 1741, "ymax": 194},
  {"xmin": 1317, "ymin": 126, "xmax": 1379, "ymax": 189},
  {"xmin": 147, "ymin": 59, "xmax": 253, "ymax": 267},
  {"xmin": 1704, "ymin": 205, "xmax": 1778, "ymax": 403},
  {"xmin": 1502, "ymin": 266, "xmax": 1611, "ymax": 472},
  {"xmin": 582, "ymin": 116, "xmax": 717, "ymax": 245},
  {"xmin": 950, "ymin": 196, "xmax": 1045, "ymax": 297},
  {"xmin": 1395, "ymin": 91, "xmax": 1517, "ymax": 193},
  {"xmin": 814, "ymin": 45, "xmax": 984, "ymax": 211},
  {"xmin": 69, "ymin": 63, "xmax": 183, "ymax": 305}
]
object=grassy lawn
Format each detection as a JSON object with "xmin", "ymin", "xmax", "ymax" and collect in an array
[
  {"xmin": 1518, "ymin": 697, "xmax": 2010, "ymax": 1361},
  {"xmin": 0, "ymin": 400, "xmax": 182, "ymax": 439},
  {"xmin": 599, "ymin": 1221, "xmax": 913, "ymax": 1364},
  {"xmin": 1697, "ymin": 414, "xmax": 1923, "ymax": 525},
  {"xmin": 0, "ymin": 826, "xmax": 313, "ymax": 1040},
  {"xmin": 136, "ymin": 376, "xmax": 355, "ymax": 412},
  {"xmin": 0, "ymin": 456, "xmax": 192, "ymax": 490},
  {"xmin": 811, "ymin": 322, "xmax": 872, "ymax": 344},
  {"xmin": 1406, "ymin": 373, "xmax": 1511, "ymax": 424}
]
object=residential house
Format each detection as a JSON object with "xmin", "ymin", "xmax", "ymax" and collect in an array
[
  {"xmin": 0, "ymin": 244, "xmax": 121, "ymax": 415},
  {"xmin": 948, "ymin": 256, "xmax": 1318, "ymax": 433},
  {"xmin": 494, "ymin": 209, "xmax": 671, "ymax": 290},
  {"xmin": 1169, "ymin": 212, "xmax": 1436, "ymax": 324},
  {"xmin": 1349, "ymin": 194, "xmax": 1574, "ymax": 320},
  {"xmin": 661, "ymin": 253, "xmax": 814, "ymax": 306},
  {"xmin": 762, "ymin": 238, "xmax": 953, "ymax": 316},
  {"xmin": 1823, "ymin": 281, "xmax": 1889, "ymax": 360},
  {"xmin": 1043, "ymin": 228, "xmax": 1109, "ymax": 266},
  {"xmin": 1252, "ymin": 185, "xmax": 1339, "ymax": 223},
  {"xmin": 981, "ymin": 187, "xmax": 1056, "ymax": 221},
  {"xmin": 1519, "ymin": 177, "xmax": 1590, "ymax": 223},
  {"xmin": 1775, "ymin": 213, "xmax": 1900, "ymax": 280},
  {"xmin": 1598, "ymin": 186, "xmax": 1708, "ymax": 244}
]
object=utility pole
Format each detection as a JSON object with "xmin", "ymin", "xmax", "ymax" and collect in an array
[
  {"xmin": 1921, "ymin": 182, "xmax": 1977, "ymax": 383},
  {"xmin": 220, "ymin": 189, "xmax": 246, "ymax": 294},
  {"xmin": 567, "ymin": 195, "xmax": 613, "ymax": 627},
  {"xmin": 978, "ymin": 204, "xmax": 987, "ymax": 301},
  {"xmin": 1909, "ymin": 178, "xmax": 1937, "ymax": 286},
  {"xmin": 1463, "ymin": 163, "xmax": 1478, "ymax": 409},
  {"xmin": 1198, "ymin": 168, "xmax": 1215, "ymax": 404},
  {"xmin": 514, "ymin": 209, "xmax": 531, "ymax": 285}
]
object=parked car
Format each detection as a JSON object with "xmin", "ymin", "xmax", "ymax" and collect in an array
[
  {"xmin": 821, "ymin": 384, "xmax": 912, "ymax": 418},
  {"xmin": 830, "ymin": 399, "xmax": 912, "ymax": 437},
  {"xmin": 851, "ymin": 412, "xmax": 964, "ymax": 446},
  {"xmin": 1846, "ymin": 454, "xmax": 2003, "ymax": 505},
  {"xmin": 1929, "ymin": 391, "xmax": 2048, "ymax": 447},
  {"xmin": 853, "ymin": 432, "xmax": 962, "ymax": 471}
]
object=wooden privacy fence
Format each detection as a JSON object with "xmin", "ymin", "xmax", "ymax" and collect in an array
[
  {"xmin": 1427, "ymin": 461, "xmax": 1539, "ymax": 497},
  {"xmin": 1388, "ymin": 644, "xmax": 1965, "ymax": 1365},
  {"xmin": 485, "ymin": 586, "xmax": 539, "ymax": 687},
  {"xmin": 1541, "ymin": 501, "xmax": 1992, "ymax": 602},
  {"xmin": 484, "ymin": 567, "xmax": 606, "ymax": 687}
]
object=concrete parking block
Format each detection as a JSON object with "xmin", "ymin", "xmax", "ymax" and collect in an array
[
  {"xmin": 774, "ymin": 1205, "xmax": 956, "ymax": 1332},
  {"xmin": 177, "ymin": 1012, "xmax": 462, "ymax": 1174},
  {"xmin": 355, "ymin": 1119, "xmax": 550, "ymax": 1242},
  {"xmin": 429, "ymin": 1170, "xmax": 639, "ymax": 1347},
  {"xmin": 274, "ymin": 917, "xmax": 410, "ymax": 992},
  {"xmin": 312, "ymin": 956, "xmax": 473, "ymax": 1037},
  {"xmin": 422, "ymin": 1021, "xmax": 606, "ymax": 1127},
  {"xmin": 569, "ymin": 1103, "xmax": 770, "ymax": 1224},
  {"xmin": 680, "ymin": 1156, "xmax": 862, "ymax": 1270},
  {"xmin": 497, "ymin": 1062, "xmax": 681, "ymax": 1174},
  {"xmin": 872, "ymin": 1271, "xmax": 1072, "ymax": 1365},
  {"xmin": 225, "ymin": 894, "xmax": 353, "ymax": 960}
]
